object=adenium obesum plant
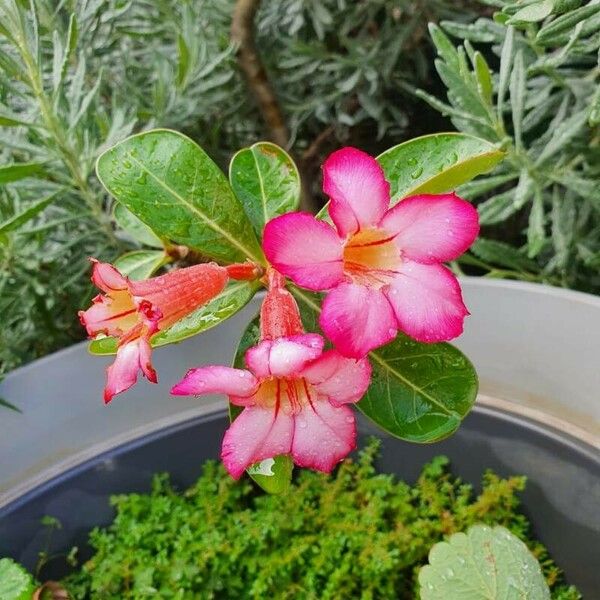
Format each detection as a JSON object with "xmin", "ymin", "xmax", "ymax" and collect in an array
[{"xmin": 83, "ymin": 129, "xmax": 497, "ymax": 487}]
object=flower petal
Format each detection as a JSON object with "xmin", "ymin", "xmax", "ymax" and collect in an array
[
  {"xmin": 385, "ymin": 261, "xmax": 468, "ymax": 343},
  {"xmin": 170, "ymin": 366, "xmax": 259, "ymax": 397},
  {"xmin": 104, "ymin": 339, "xmax": 156, "ymax": 404},
  {"xmin": 302, "ymin": 350, "xmax": 371, "ymax": 405},
  {"xmin": 90, "ymin": 259, "xmax": 128, "ymax": 292},
  {"xmin": 379, "ymin": 193, "xmax": 479, "ymax": 263},
  {"xmin": 319, "ymin": 283, "xmax": 398, "ymax": 358},
  {"xmin": 221, "ymin": 406, "xmax": 294, "ymax": 479},
  {"xmin": 263, "ymin": 212, "xmax": 344, "ymax": 291},
  {"xmin": 292, "ymin": 401, "xmax": 356, "ymax": 473},
  {"xmin": 323, "ymin": 147, "xmax": 390, "ymax": 237},
  {"xmin": 246, "ymin": 334, "xmax": 324, "ymax": 379}
]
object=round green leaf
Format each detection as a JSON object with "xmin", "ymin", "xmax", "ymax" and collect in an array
[
  {"xmin": 88, "ymin": 281, "xmax": 260, "ymax": 355},
  {"xmin": 229, "ymin": 141, "xmax": 301, "ymax": 238},
  {"xmin": 96, "ymin": 129, "xmax": 263, "ymax": 264},
  {"xmin": 292, "ymin": 288, "xmax": 478, "ymax": 443},
  {"xmin": 113, "ymin": 203, "xmax": 163, "ymax": 248},
  {"xmin": 376, "ymin": 132, "xmax": 505, "ymax": 204},
  {"xmin": 0, "ymin": 558, "xmax": 36, "ymax": 600},
  {"xmin": 419, "ymin": 525, "xmax": 551, "ymax": 599},
  {"xmin": 113, "ymin": 250, "xmax": 170, "ymax": 281}
]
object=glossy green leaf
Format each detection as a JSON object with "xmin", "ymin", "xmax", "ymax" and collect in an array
[
  {"xmin": 96, "ymin": 129, "xmax": 263, "ymax": 264},
  {"xmin": 113, "ymin": 250, "xmax": 170, "ymax": 280},
  {"xmin": 0, "ymin": 191, "xmax": 58, "ymax": 234},
  {"xmin": 229, "ymin": 141, "xmax": 301, "ymax": 237},
  {"xmin": 292, "ymin": 289, "xmax": 478, "ymax": 443},
  {"xmin": 0, "ymin": 161, "xmax": 46, "ymax": 184},
  {"xmin": 376, "ymin": 133, "xmax": 505, "ymax": 203},
  {"xmin": 232, "ymin": 315, "xmax": 293, "ymax": 493},
  {"xmin": 89, "ymin": 281, "xmax": 259, "ymax": 355},
  {"xmin": 419, "ymin": 525, "xmax": 550, "ymax": 599},
  {"xmin": 113, "ymin": 203, "xmax": 163, "ymax": 248},
  {"xmin": 0, "ymin": 558, "xmax": 36, "ymax": 600}
]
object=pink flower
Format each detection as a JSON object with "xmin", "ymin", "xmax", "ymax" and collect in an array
[
  {"xmin": 79, "ymin": 259, "xmax": 229, "ymax": 403},
  {"xmin": 171, "ymin": 276, "xmax": 371, "ymax": 479},
  {"xmin": 263, "ymin": 147, "xmax": 479, "ymax": 358}
]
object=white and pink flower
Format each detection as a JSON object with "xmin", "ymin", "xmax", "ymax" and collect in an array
[
  {"xmin": 263, "ymin": 147, "xmax": 479, "ymax": 358},
  {"xmin": 79, "ymin": 259, "xmax": 229, "ymax": 403},
  {"xmin": 171, "ymin": 274, "xmax": 371, "ymax": 479}
]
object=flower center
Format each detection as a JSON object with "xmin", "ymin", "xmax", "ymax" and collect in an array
[
  {"xmin": 254, "ymin": 377, "xmax": 314, "ymax": 415},
  {"xmin": 343, "ymin": 227, "xmax": 400, "ymax": 288}
]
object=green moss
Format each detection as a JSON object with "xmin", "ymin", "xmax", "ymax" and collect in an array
[{"xmin": 63, "ymin": 440, "xmax": 580, "ymax": 599}]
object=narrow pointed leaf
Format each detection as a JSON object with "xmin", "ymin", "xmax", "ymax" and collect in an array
[
  {"xmin": 89, "ymin": 281, "xmax": 259, "ymax": 355},
  {"xmin": 96, "ymin": 129, "xmax": 264, "ymax": 264},
  {"xmin": 0, "ymin": 162, "xmax": 46, "ymax": 184},
  {"xmin": 419, "ymin": 525, "xmax": 550, "ymax": 599},
  {"xmin": 292, "ymin": 289, "xmax": 478, "ymax": 443},
  {"xmin": 229, "ymin": 141, "xmax": 300, "ymax": 237},
  {"xmin": 0, "ymin": 192, "xmax": 57, "ymax": 234}
]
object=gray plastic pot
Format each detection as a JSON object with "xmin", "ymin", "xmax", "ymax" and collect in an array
[{"xmin": 0, "ymin": 278, "xmax": 599, "ymax": 593}]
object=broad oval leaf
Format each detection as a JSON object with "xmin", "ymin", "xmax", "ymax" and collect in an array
[
  {"xmin": 316, "ymin": 133, "xmax": 504, "ymax": 220},
  {"xmin": 96, "ymin": 129, "xmax": 263, "ymax": 264},
  {"xmin": 419, "ymin": 525, "xmax": 550, "ymax": 599},
  {"xmin": 229, "ymin": 141, "xmax": 301, "ymax": 237},
  {"xmin": 113, "ymin": 250, "xmax": 170, "ymax": 281},
  {"xmin": 0, "ymin": 558, "xmax": 36, "ymax": 600},
  {"xmin": 113, "ymin": 203, "xmax": 163, "ymax": 248},
  {"xmin": 377, "ymin": 133, "xmax": 505, "ymax": 204},
  {"xmin": 232, "ymin": 314, "xmax": 293, "ymax": 493},
  {"xmin": 89, "ymin": 281, "xmax": 259, "ymax": 355},
  {"xmin": 292, "ymin": 288, "xmax": 478, "ymax": 443}
]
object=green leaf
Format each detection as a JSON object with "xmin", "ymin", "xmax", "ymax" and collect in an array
[
  {"xmin": 470, "ymin": 238, "xmax": 538, "ymax": 272},
  {"xmin": 0, "ymin": 162, "xmax": 46, "ymax": 184},
  {"xmin": 0, "ymin": 558, "xmax": 36, "ymax": 600},
  {"xmin": 536, "ymin": 2, "xmax": 600, "ymax": 43},
  {"xmin": 419, "ymin": 525, "xmax": 550, "ymax": 599},
  {"xmin": 229, "ymin": 141, "xmax": 301, "ymax": 238},
  {"xmin": 376, "ymin": 133, "xmax": 505, "ymax": 203},
  {"xmin": 0, "ymin": 397, "xmax": 22, "ymax": 413},
  {"xmin": 497, "ymin": 25, "xmax": 515, "ymax": 120},
  {"xmin": 474, "ymin": 52, "xmax": 493, "ymax": 106},
  {"xmin": 232, "ymin": 316, "xmax": 293, "ymax": 493},
  {"xmin": 0, "ymin": 192, "xmax": 58, "ymax": 234},
  {"xmin": 113, "ymin": 250, "xmax": 170, "ymax": 280},
  {"xmin": 527, "ymin": 192, "xmax": 545, "ymax": 258},
  {"xmin": 509, "ymin": 0, "xmax": 555, "ymax": 23},
  {"xmin": 96, "ymin": 129, "xmax": 263, "ymax": 264},
  {"xmin": 176, "ymin": 33, "xmax": 190, "ymax": 86},
  {"xmin": 293, "ymin": 289, "xmax": 478, "ymax": 443},
  {"xmin": 429, "ymin": 23, "xmax": 460, "ymax": 70},
  {"xmin": 509, "ymin": 50, "xmax": 526, "ymax": 149},
  {"xmin": 113, "ymin": 203, "xmax": 163, "ymax": 248},
  {"xmin": 89, "ymin": 281, "xmax": 260, "ymax": 355}
]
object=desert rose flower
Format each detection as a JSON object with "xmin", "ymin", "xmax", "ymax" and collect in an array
[
  {"xmin": 171, "ymin": 272, "xmax": 371, "ymax": 478},
  {"xmin": 79, "ymin": 259, "xmax": 229, "ymax": 403},
  {"xmin": 263, "ymin": 147, "xmax": 479, "ymax": 358}
]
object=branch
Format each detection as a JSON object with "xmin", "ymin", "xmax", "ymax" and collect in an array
[{"xmin": 231, "ymin": 0, "xmax": 289, "ymax": 148}]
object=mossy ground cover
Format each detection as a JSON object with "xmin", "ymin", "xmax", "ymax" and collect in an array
[{"xmin": 63, "ymin": 440, "xmax": 580, "ymax": 599}]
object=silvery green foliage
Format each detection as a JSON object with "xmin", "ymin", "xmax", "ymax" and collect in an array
[{"xmin": 419, "ymin": 0, "xmax": 600, "ymax": 292}]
